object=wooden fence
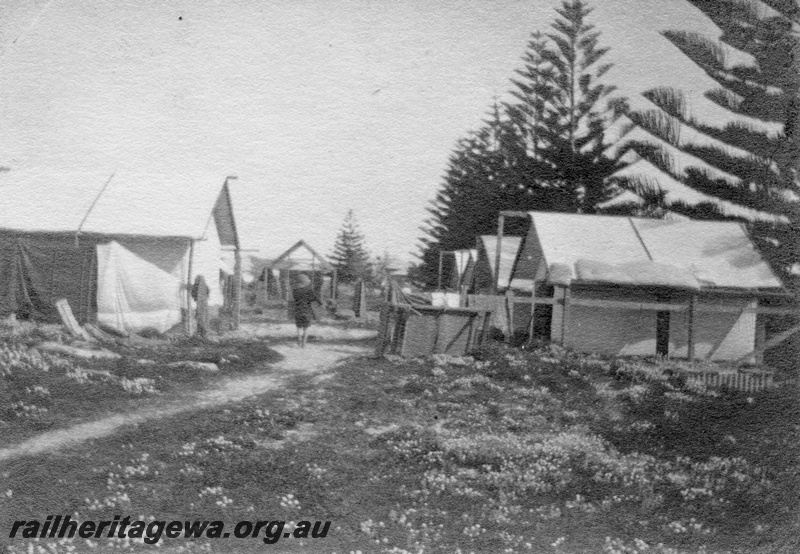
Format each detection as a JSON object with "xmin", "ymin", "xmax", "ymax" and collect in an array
[{"xmin": 681, "ymin": 370, "xmax": 776, "ymax": 393}]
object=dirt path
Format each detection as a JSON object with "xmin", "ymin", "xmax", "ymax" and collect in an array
[{"xmin": 0, "ymin": 342, "xmax": 370, "ymax": 462}]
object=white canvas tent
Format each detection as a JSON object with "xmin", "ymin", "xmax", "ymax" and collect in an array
[
  {"xmin": 436, "ymin": 248, "xmax": 477, "ymax": 291},
  {"xmin": 507, "ymin": 211, "xmax": 792, "ymax": 361},
  {"xmin": 472, "ymin": 235, "xmax": 528, "ymax": 292},
  {"xmin": 0, "ymin": 170, "xmax": 241, "ymax": 334}
]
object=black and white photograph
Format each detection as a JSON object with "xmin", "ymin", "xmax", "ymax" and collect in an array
[{"xmin": 0, "ymin": 0, "xmax": 798, "ymax": 552}]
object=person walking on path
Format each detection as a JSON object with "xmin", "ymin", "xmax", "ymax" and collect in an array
[{"xmin": 292, "ymin": 274, "xmax": 321, "ymax": 348}]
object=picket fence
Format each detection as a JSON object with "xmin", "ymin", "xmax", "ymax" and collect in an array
[{"xmin": 681, "ymin": 370, "xmax": 775, "ymax": 393}]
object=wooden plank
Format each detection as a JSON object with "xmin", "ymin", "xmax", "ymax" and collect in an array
[
  {"xmin": 83, "ymin": 322, "xmax": 119, "ymax": 344},
  {"xmin": 485, "ymin": 295, "xmax": 562, "ymax": 306},
  {"xmin": 443, "ymin": 316, "xmax": 473, "ymax": 354},
  {"xmin": 55, "ymin": 298, "xmax": 95, "ymax": 342},
  {"xmin": 570, "ymin": 298, "xmax": 686, "ymax": 312},
  {"xmin": 735, "ymin": 322, "xmax": 800, "ymax": 364},
  {"xmin": 489, "ymin": 295, "xmax": 795, "ymax": 314}
]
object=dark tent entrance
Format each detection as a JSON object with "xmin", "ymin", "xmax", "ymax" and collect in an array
[{"xmin": 0, "ymin": 232, "xmax": 98, "ymax": 323}]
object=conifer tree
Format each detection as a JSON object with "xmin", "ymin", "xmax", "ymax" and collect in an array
[
  {"xmin": 413, "ymin": 0, "xmax": 630, "ymax": 287},
  {"xmin": 329, "ymin": 210, "xmax": 373, "ymax": 284},
  {"xmin": 504, "ymin": 1, "xmax": 631, "ymax": 211},
  {"xmin": 622, "ymin": 0, "xmax": 799, "ymax": 285}
]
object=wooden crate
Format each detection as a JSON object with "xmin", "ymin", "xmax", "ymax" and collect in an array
[{"xmin": 376, "ymin": 303, "xmax": 490, "ymax": 357}]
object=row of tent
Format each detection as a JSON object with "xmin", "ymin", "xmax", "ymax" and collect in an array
[
  {"xmin": 0, "ymin": 169, "xmax": 242, "ymax": 335},
  {"xmin": 435, "ymin": 211, "xmax": 797, "ymax": 363}
]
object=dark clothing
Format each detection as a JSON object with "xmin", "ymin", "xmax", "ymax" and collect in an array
[
  {"xmin": 292, "ymin": 287, "xmax": 318, "ymax": 328},
  {"xmin": 191, "ymin": 275, "xmax": 210, "ymax": 338}
]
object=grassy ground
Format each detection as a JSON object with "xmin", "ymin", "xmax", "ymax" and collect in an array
[
  {"xmin": 3, "ymin": 330, "xmax": 798, "ymax": 553},
  {"xmin": 0, "ymin": 318, "xmax": 282, "ymax": 444}
]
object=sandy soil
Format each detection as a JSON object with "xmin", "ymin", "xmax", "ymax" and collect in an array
[{"xmin": 0, "ymin": 341, "xmax": 370, "ymax": 462}]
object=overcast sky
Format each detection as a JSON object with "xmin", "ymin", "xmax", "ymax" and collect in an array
[{"xmin": 0, "ymin": 0, "xmax": 752, "ymax": 266}]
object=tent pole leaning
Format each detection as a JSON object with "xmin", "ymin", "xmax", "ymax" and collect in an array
[
  {"xmin": 186, "ymin": 239, "xmax": 195, "ymax": 336},
  {"xmin": 493, "ymin": 215, "xmax": 505, "ymax": 294}
]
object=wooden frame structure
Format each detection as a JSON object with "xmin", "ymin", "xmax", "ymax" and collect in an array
[
  {"xmin": 264, "ymin": 240, "xmax": 337, "ymax": 304},
  {"xmin": 376, "ymin": 302, "xmax": 491, "ymax": 357}
]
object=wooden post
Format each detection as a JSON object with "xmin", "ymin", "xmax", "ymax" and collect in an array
[
  {"xmin": 232, "ymin": 247, "xmax": 242, "ymax": 330},
  {"xmin": 185, "ymin": 239, "xmax": 195, "ymax": 335},
  {"xmin": 527, "ymin": 279, "xmax": 537, "ymax": 343},
  {"xmin": 437, "ymin": 250, "xmax": 444, "ymax": 290},
  {"xmin": 284, "ymin": 270, "xmax": 291, "ymax": 317},
  {"xmin": 561, "ymin": 287, "xmax": 571, "ymax": 347},
  {"xmin": 493, "ymin": 215, "xmax": 505, "ymax": 294},
  {"xmin": 687, "ymin": 294, "xmax": 697, "ymax": 361},
  {"xmin": 754, "ymin": 300, "xmax": 766, "ymax": 364},
  {"xmin": 736, "ymin": 322, "xmax": 800, "ymax": 364},
  {"xmin": 505, "ymin": 290, "xmax": 515, "ymax": 343}
]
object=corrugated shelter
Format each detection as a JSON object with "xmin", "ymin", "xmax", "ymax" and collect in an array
[
  {"xmin": 509, "ymin": 211, "xmax": 793, "ymax": 362},
  {"xmin": 0, "ymin": 169, "xmax": 241, "ymax": 334},
  {"xmin": 472, "ymin": 236, "xmax": 529, "ymax": 292}
]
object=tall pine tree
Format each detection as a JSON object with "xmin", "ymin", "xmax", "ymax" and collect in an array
[
  {"xmin": 329, "ymin": 210, "xmax": 373, "ymax": 284},
  {"xmin": 622, "ymin": 0, "xmax": 799, "ymax": 287},
  {"xmin": 413, "ymin": 0, "xmax": 631, "ymax": 287},
  {"xmin": 504, "ymin": 1, "xmax": 631, "ymax": 212}
]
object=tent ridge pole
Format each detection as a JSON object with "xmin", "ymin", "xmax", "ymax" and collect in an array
[{"xmin": 76, "ymin": 172, "xmax": 116, "ymax": 246}]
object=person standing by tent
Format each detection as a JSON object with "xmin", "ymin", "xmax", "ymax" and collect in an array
[
  {"xmin": 191, "ymin": 275, "xmax": 210, "ymax": 338},
  {"xmin": 292, "ymin": 274, "xmax": 320, "ymax": 348}
]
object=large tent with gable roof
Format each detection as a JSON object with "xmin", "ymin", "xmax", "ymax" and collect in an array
[
  {"xmin": 0, "ymin": 169, "xmax": 241, "ymax": 334},
  {"xmin": 506, "ymin": 211, "xmax": 793, "ymax": 362}
]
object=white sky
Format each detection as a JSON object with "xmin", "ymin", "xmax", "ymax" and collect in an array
[{"xmin": 0, "ymin": 0, "xmax": 747, "ymax": 266}]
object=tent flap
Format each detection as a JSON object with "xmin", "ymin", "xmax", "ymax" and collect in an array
[
  {"xmin": 96, "ymin": 241, "xmax": 185, "ymax": 334},
  {"xmin": 0, "ymin": 236, "xmax": 95, "ymax": 322}
]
